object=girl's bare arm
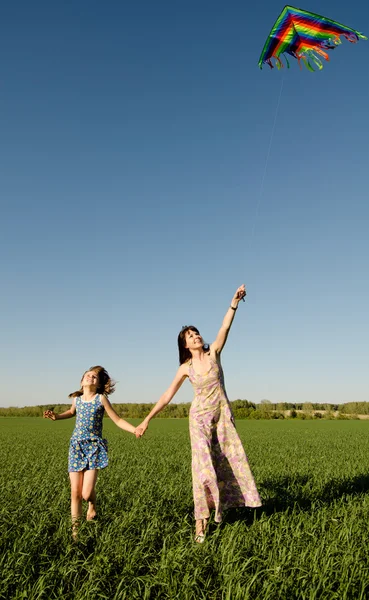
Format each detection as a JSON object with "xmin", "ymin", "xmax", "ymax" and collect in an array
[{"xmin": 101, "ymin": 396, "xmax": 137, "ymax": 435}]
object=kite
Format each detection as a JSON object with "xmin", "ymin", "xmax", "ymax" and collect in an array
[{"xmin": 258, "ymin": 5, "xmax": 367, "ymax": 71}]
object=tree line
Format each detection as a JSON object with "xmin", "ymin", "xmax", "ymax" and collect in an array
[{"xmin": 1, "ymin": 399, "xmax": 368, "ymax": 419}]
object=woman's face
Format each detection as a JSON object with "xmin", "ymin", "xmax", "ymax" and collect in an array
[{"xmin": 185, "ymin": 328, "xmax": 204, "ymax": 351}]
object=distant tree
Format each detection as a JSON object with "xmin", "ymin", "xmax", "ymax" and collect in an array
[
  {"xmin": 232, "ymin": 400, "xmax": 256, "ymax": 411},
  {"xmin": 271, "ymin": 412, "xmax": 284, "ymax": 420},
  {"xmin": 260, "ymin": 399, "xmax": 272, "ymax": 414},
  {"xmin": 233, "ymin": 408, "xmax": 253, "ymax": 419},
  {"xmin": 248, "ymin": 410, "xmax": 265, "ymax": 420}
]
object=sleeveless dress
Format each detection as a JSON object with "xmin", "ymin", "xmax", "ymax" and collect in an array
[
  {"xmin": 188, "ymin": 355, "xmax": 261, "ymax": 522},
  {"xmin": 68, "ymin": 394, "xmax": 109, "ymax": 472}
]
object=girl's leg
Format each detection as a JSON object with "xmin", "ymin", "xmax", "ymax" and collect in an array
[
  {"xmin": 69, "ymin": 472, "xmax": 84, "ymax": 538},
  {"xmin": 81, "ymin": 469, "xmax": 98, "ymax": 520}
]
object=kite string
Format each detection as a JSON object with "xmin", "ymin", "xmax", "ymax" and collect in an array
[{"xmin": 248, "ymin": 74, "xmax": 285, "ymax": 250}]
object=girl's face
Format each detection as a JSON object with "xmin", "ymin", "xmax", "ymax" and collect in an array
[
  {"xmin": 185, "ymin": 329, "xmax": 204, "ymax": 351},
  {"xmin": 81, "ymin": 370, "xmax": 99, "ymax": 388}
]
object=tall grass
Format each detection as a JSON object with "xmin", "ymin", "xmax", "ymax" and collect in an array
[{"xmin": 1, "ymin": 419, "xmax": 369, "ymax": 599}]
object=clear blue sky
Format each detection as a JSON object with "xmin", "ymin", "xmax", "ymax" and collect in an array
[{"xmin": 1, "ymin": 0, "xmax": 368, "ymax": 407}]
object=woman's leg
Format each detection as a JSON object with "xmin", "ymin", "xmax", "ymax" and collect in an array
[
  {"xmin": 81, "ymin": 469, "xmax": 99, "ymax": 520},
  {"xmin": 195, "ymin": 518, "xmax": 208, "ymax": 543},
  {"xmin": 190, "ymin": 416, "xmax": 216, "ymax": 540}
]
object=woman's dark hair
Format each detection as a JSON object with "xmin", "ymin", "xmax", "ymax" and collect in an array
[
  {"xmin": 69, "ymin": 365, "xmax": 116, "ymax": 398},
  {"xmin": 178, "ymin": 326, "xmax": 209, "ymax": 365}
]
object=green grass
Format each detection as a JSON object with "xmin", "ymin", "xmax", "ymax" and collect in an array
[{"xmin": 1, "ymin": 418, "xmax": 369, "ymax": 599}]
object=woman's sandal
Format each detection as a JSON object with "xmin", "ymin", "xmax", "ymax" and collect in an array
[{"xmin": 194, "ymin": 519, "xmax": 208, "ymax": 544}]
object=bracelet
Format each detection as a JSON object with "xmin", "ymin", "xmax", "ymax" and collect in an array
[{"xmin": 230, "ymin": 305, "xmax": 238, "ymax": 311}]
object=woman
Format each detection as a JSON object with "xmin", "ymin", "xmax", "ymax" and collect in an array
[{"xmin": 136, "ymin": 285, "xmax": 261, "ymax": 542}]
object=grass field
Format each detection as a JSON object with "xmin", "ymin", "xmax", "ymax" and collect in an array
[{"xmin": 1, "ymin": 418, "xmax": 369, "ymax": 599}]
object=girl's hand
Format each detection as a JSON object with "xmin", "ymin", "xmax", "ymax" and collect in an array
[
  {"xmin": 232, "ymin": 284, "xmax": 246, "ymax": 306},
  {"xmin": 43, "ymin": 410, "xmax": 56, "ymax": 420}
]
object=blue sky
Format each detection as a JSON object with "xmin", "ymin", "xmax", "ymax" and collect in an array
[{"xmin": 1, "ymin": 0, "xmax": 368, "ymax": 407}]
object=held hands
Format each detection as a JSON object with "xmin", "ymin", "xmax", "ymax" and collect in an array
[
  {"xmin": 43, "ymin": 410, "xmax": 56, "ymax": 420},
  {"xmin": 134, "ymin": 428, "xmax": 142, "ymax": 439},
  {"xmin": 232, "ymin": 284, "xmax": 246, "ymax": 307},
  {"xmin": 135, "ymin": 421, "xmax": 149, "ymax": 438}
]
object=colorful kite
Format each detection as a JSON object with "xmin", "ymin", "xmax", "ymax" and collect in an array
[{"xmin": 259, "ymin": 5, "xmax": 367, "ymax": 71}]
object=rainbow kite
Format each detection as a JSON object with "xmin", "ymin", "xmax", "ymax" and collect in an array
[{"xmin": 258, "ymin": 5, "xmax": 367, "ymax": 71}]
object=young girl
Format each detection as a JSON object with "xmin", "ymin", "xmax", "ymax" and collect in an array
[
  {"xmin": 136, "ymin": 285, "xmax": 262, "ymax": 542},
  {"xmin": 44, "ymin": 365, "xmax": 138, "ymax": 539}
]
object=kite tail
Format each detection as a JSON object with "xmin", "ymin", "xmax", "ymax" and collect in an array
[
  {"xmin": 344, "ymin": 31, "xmax": 368, "ymax": 43},
  {"xmin": 312, "ymin": 47, "xmax": 330, "ymax": 62},
  {"xmin": 296, "ymin": 45, "xmax": 331, "ymax": 71},
  {"xmin": 306, "ymin": 50, "xmax": 323, "ymax": 70},
  {"xmin": 298, "ymin": 55, "xmax": 315, "ymax": 72},
  {"xmin": 266, "ymin": 55, "xmax": 291, "ymax": 69},
  {"xmin": 275, "ymin": 56, "xmax": 284, "ymax": 70}
]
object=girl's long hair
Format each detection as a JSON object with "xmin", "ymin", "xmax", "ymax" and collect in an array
[
  {"xmin": 68, "ymin": 365, "xmax": 116, "ymax": 398},
  {"xmin": 178, "ymin": 326, "xmax": 209, "ymax": 365}
]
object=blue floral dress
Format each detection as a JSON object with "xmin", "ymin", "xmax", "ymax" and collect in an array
[{"xmin": 68, "ymin": 394, "xmax": 109, "ymax": 472}]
